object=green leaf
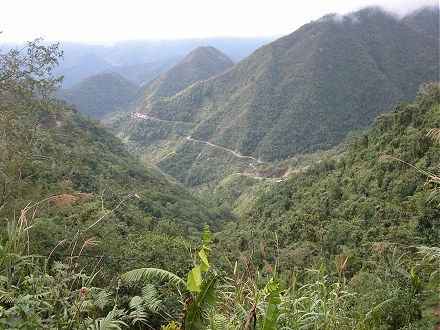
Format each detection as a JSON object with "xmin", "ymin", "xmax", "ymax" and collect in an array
[
  {"xmin": 185, "ymin": 299, "xmax": 205, "ymax": 330},
  {"xmin": 88, "ymin": 305, "xmax": 128, "ymax": 330},
  {"xmin": 184, "ymin": 276, "xmax": 217, "ymax": 330},
  {"xmin": 260, "ymin": 278, "xmax": 282, "ymax": 330},
  {"xmin": 198, "ymin": 249, "xmax": 210, "ymax": 272},
  {"xmin": 187, "ymin": 266, "xmax": 202, "ymax": 292},
  {"xmin": 202, "ymin": 224, "xmax": 212, "ymax": 248},
  {"xmin": 196, "ymin": 276, "xmax": 218, "ymax": 309}
]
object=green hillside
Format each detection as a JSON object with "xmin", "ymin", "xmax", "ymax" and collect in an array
[
  {"xmin": 110, "ymin": 7, "xmax": 439, "ymax": 172},
  {"xmin": 402, "ymin": 5, "xmax": 440, "ymax": 38},
  {"xmin": 220, "ymin": 81, "xmax": 440, "ymax": 268},
  {"xmin": 54, "ymin": 72, "xmax": 139, "ymax": 119},
  {"xmin": 140, "ymin": 46, "xmax": 235, "ymax": 99},
  {"xmin": 56, "ymin": 46, "xmax": 234, "ymax": 121}
]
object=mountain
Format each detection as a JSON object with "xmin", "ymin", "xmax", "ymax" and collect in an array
[
  {"xmin": 2, "ymin": 35, "xmax": 439, "ymax": 330},
  {"xmin": 140, "ymin": 46, "xmax": 235, "ymax": 99},
  {"xmin": 1, "ymin": 103, "xmax": 230, "ymax": 282},
  {"xmin": 402, "ymin": 5, "xmax": 440, "ymax": 38},
  {"xmin": 106, "ymin": 6, "xmax": 439, "ymax": 193},
  {"xmin": 52, "ymin": 52, "xmax": 114, "ymax": 87},
  {"xmin": 106, "ymin": 58, "xmax": 180, "ymax": 85},
  {"xmin": 54, "ymin": 72, "xmax": 139, "ymax": 119},
  {"xmin": 153, "ymin": 7, "xmax": 439, "ymax": 159},
  {"xmin": 212, "ymin": 82, "xmax": 440, "ymax": 329}
]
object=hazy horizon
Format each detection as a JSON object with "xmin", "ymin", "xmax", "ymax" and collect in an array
[{"xmin": 1, "ymin": 0, "xmax": 438, "ymax": 45}]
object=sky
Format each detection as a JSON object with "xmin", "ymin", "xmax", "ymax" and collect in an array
[{"xmin": 1, "ymin": 0, "xmax": 438, "ymax": 44}]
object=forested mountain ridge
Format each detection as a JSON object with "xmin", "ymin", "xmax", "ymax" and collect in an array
[
  {"xmin": 139, "ymin": 46, "xmax": 235, "ymax": 99},
  {"xmin": 113, "ymin": 6, "xmax": 439, "ymax": 163},
  {"xmin": 208, "ymin": 81, "xmax": 440, "ymax": 330},
  {"xmin": 220, "ymin": 82, "xmax": 440, "ymax": 268},
  {"xmin": 402, "ymin": 5, "xmax": 440, "ymax": 38},
  {"xmin": 54, "ymin": 72, "xmax": 139, "ymax": 119}
]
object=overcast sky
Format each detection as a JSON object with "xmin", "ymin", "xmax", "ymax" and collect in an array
[{"xmin": 1, "ymin": 0, "xmax": 438, "ymax": 44}]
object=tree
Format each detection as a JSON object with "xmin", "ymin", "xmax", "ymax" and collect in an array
[{"xmin": 0, "ymin": 38, "xmax": 64, "ymax": 209}]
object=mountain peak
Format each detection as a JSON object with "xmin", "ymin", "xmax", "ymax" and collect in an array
[
  {"xmin": 181, "ymin": 46, "xmax": 233, "ymax": 64},
  {"xmin": 142, "ymin": 46, "xmax": 234, "ymax": 98}
]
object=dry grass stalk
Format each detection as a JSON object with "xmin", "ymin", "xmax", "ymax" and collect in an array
[{"xmin": 427, "ymin": 128, "xmax": 440, "ymax": 142}]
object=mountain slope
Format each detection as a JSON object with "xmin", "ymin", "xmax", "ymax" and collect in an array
[
  {"xmin": 140, "ymin": 46, "xmax": 235, "ymax": 99},
  {"xmin": 107, "ymin": 57, "xmax": 179, "ymax": 85},
  {"xmin": 55, "ymin": 47, "xmax": 235, "ymax": 120},
  {"xmin": 121, "ymin": 7, "xmax": 439, "ymax": 163},
  {"xmin": 219, "ymin": 81, "xmax": 440, "ymax": 271},
  {"xmin": 54, "ymin": 72, "xmax": 139, "ymax": 119},
  {"xmin": 1, "ymin": 105, "xmax": 228, "ymax": 281},
  {"xmin": 402, "ymin": 4, "xmax": 440, "ymax": 38}
]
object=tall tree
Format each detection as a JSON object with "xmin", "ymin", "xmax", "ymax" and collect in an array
[{"xmin": 0, "ymin": 38, "xmax": 64, "ymax": 209}]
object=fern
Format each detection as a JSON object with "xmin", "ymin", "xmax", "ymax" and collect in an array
[
  {"xmin": 81, "ymin": 288, "xmax": 111, "ymax": 312},
  {"xmin": 129, "ymin": 296, "xmax": 149, "ymax": 325},
  {"xmin": 141, "ymin": 283, "xmax": 162, "ymax": 313},
  {"xmin": 0, "ymin": 289, "xmax": 15, "ymax": 304},
  {"xmin": 427, "ymin": 127, "xmax": 440, "ymax": 142},
  {"xmin": 87, "ymin": 305, "xmax": 128, "ymax": 330},
  {"xmin": 121, "ymin": 268, "xmax": 185, "ymax": 286},
  {"xmin": 210, "ymin": 314, "xmax": 234, "ymax": 330}
]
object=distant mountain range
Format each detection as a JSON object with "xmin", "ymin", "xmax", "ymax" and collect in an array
[{"xmin": 46, "ymin": 37, "xmax": 274, "ymax": 87}]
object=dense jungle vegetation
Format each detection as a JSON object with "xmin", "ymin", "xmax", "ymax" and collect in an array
[{"xmin": 0, "ymin": 38, "xmax": 439, "ymax": 329}]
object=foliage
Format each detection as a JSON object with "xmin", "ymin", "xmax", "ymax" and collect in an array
[
  {"xmin": 0, "ymin": 38, "xmax": 231, "ymax": 292},
  {"xmin": 215, "ymin": 82, "xmax": 440, "ymax": 328},
  {"xmin": 0, "ymin": 206, "xmax": 126, "ymax": 329},
  {"xmin": 121, "ymin": 224, "xmax": 219, "ymax": 329}
]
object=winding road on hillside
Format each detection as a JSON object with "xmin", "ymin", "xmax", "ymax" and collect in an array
[
  {"xmin": 131, "ymin": 112, "xmax": 191, "ymax": 125},
  {"xmin": 132, "ymin": 112, "xmax": 265, "ymax": 163},
  {"xmin": 186, "ymin": 136, "xmax": 265, "ymax": 164},
  {"xmin": 132, "ymin": 112, "xmax": 274, "ymax": 178}
]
